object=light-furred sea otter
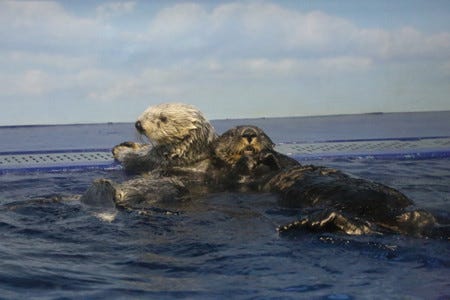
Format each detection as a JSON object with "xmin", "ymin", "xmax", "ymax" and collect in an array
[
  {"xmin": 113, "ymin": 102, "xmax": 217, "ymax": 175},
  {"xmin": 213, "ymin": 125, "xmax": 449, "ymax": 239},
  {"xmin": 81, "ymin": 103, "xmax": 218, "ymax": 210}
]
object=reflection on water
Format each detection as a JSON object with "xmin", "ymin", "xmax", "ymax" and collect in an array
[{"xmin": 0, "ymin": 158, "xmax": 449, "ymax": 299}]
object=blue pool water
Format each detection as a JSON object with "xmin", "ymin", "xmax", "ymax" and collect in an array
[{"xmin": 1, "ymin": 112, "xmax": 450, "ymax": 299}]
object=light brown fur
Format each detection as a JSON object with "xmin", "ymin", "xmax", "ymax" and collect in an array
[
  {"xmin": 113, "ymin": 103, "xmax": 217, "ymax": 174},
  {"xmin": 82, "ymin": 103, "xmax": 217, "ymax": 211}
]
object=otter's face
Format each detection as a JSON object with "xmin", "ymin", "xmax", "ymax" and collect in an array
[
  {"xmin": 214, "ymin": 125, "xmax": 275, "ymax": 165},
  {"xmin": 134, "ymin": 103, "xmax": 213, "ymax": 145}
]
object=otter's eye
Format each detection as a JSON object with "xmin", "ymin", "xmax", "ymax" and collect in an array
[{"xmin": 159, "ymin": 115, "xmax": 168, "ymax": 123}]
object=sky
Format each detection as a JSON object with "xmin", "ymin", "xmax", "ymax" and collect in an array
[{"xmin": 1, "ymin": 0, "xmax": 450, "ymax": 125}]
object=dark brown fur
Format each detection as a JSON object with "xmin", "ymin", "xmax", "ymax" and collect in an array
[{"xmin": 212, "ymin": 125, "xmax": 447, "ymax": 239}]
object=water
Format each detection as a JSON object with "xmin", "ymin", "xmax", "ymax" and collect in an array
[
  {"xmin": 2, "ymin": 111, "xmax": 450, "ymax": 152},
  {"xmin": 1, "ymin": 113, "xmax": 450, "ymax": 299},
  {"xmin": 1, "ymin": 158, "xmax": 449, "ymax": 299}
]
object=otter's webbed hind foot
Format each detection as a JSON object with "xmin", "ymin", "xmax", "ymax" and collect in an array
[
  {"xmin": 394, "ymin": 209, "xmax": 449, "ymax": 240},
  {"xmin": 278, "ymin": 210, "xmax": 379, "ymax": 236}
]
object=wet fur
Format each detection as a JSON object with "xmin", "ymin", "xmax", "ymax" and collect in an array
[
  {"xmin": 81, "ymin": 173, "xmax": 189, "ymax": 211},
  {"xmin": 82, "ymin": 103, "xmax": 218, "ymax": 211},
  {"xmin": 211, "ymin": 125, "xmax": 299, "ymax": 189},
  {"xmin": 213, "ymin": 125, "xmax": 448, "ymax": 239},
  {"xmin": 113, "ymin": 103, "xmax": 217, "ymax": 174}
]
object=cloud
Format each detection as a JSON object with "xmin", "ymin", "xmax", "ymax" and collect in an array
[
  {"xmin": 233, "ymin": 56, "xmax": 372, "ymax": 76},
  {"xmin": 80, "ymin": 55, "xmax": 373, "ymax": 105},
  {"xmin": 0, "ymin": 1, "xmax": 106, "ymax": 52},
  {"xmin": 143, "ymin": 3, "xmax": 350, "ymax": 57},
  {"xmin": 0, "ymin": 69, "xmax": 51, "ymax": 96},
  {"xmin": 2, "ymin": 1, "xmax": 449, "ymax": 65},
  {"xmin": 0, "ymin": 51, "xmax": 94, "ymax": 71},
  {"xmin": 0, "ymin": 1, "xmax": 449, "ymax": 124},
  {"xmin": 358, "ymin": 27, "xmax": 450, "ymax": 60},
  {"xmin": 96, "ymin": 1, "xmax": 136, "ymax": 19},
  {"xmin": 141, "ymin": 2, "xmax": 450, "ymax": 61},
  {"xmin": 86, "ymin": 66, "xmax": 199, "ymax": 102}
]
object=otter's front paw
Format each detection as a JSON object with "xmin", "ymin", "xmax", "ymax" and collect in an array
[
  {"xmin": 112, "ymin": 142, "xmax": 144, "ymax": 160},
  {"xmin": 259, "ymin": 152, "xmax": 281, "ymax": 170}
]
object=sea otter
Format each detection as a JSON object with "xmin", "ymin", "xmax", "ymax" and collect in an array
[
  {"xmin": 211, "ymin": 125, "xmax": 300, "ymax": 190},
  {"xmin": 81, "ymin": 103, "xmax": 218, "ymax": 210},
  {"xmin": 82, "ymin": 104, "xmax": 447, "ymax": 238},
  {"xmin": 213, "ymin": 125, "xmax": 447, "ymax": 238},
  {"xmin": 113, "ymin": 102, "xmax": 217, "ymax": 175}
]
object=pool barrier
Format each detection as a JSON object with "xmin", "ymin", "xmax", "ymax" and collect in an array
[
  {"xmin": 278, "ymin": 136, "xmax": 450, "ymax": 161},
  {"xmin": 0, "ymin": 149, "xmax": 119, "ymax": 174},
  {"xmin": 1, "ymin": 136, "xmax": 450, "ymax": 173}
]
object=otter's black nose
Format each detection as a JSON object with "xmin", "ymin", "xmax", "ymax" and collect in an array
[{"xmin": 135, "ymin": 120, "xmax": 143, "ymax": 133}]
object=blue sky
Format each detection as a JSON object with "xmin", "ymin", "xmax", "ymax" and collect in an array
[{"xmin": 1, "ymin": 0, "xmax": 449, "ymax": 125}]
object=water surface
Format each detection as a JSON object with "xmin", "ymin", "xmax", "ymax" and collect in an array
[
  {"xmin": 1, "ymin": 158, "xmax": 449, "ymax": 299},
  {"xmin": 1, "ymin": 114, "xmax": 449, "ymax": 299}
]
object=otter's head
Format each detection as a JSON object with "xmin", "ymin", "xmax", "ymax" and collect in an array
[
  {"xmin": 214, "ymin": 125, "xmax": 275, "ymax": 165},
  {"xmin": 135, "ymin": 103, "xmax": 217, "ymax": 160}
]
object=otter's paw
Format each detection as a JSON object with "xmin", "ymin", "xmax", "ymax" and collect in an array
[
  {"xmin": 259, "ymin": 152, "xmax": 281, "ymax": 170},
  {"xmin": 395, "ymin": 209, "xmax": 438, "ymax": 237},
  {"xmin": 112, "ymin": 142, "xmax": 146, "ymax": 160},
  {"xmin": 278, "ymin": 211, "xmax": 376, "ymax": 236},
  {"xmin": 80, "ymin": 178, "xmax": 117, "ymax": 209},
  {"xmin": 233, "ymin": 155, "xmax": 255, "ymax": 174}
]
